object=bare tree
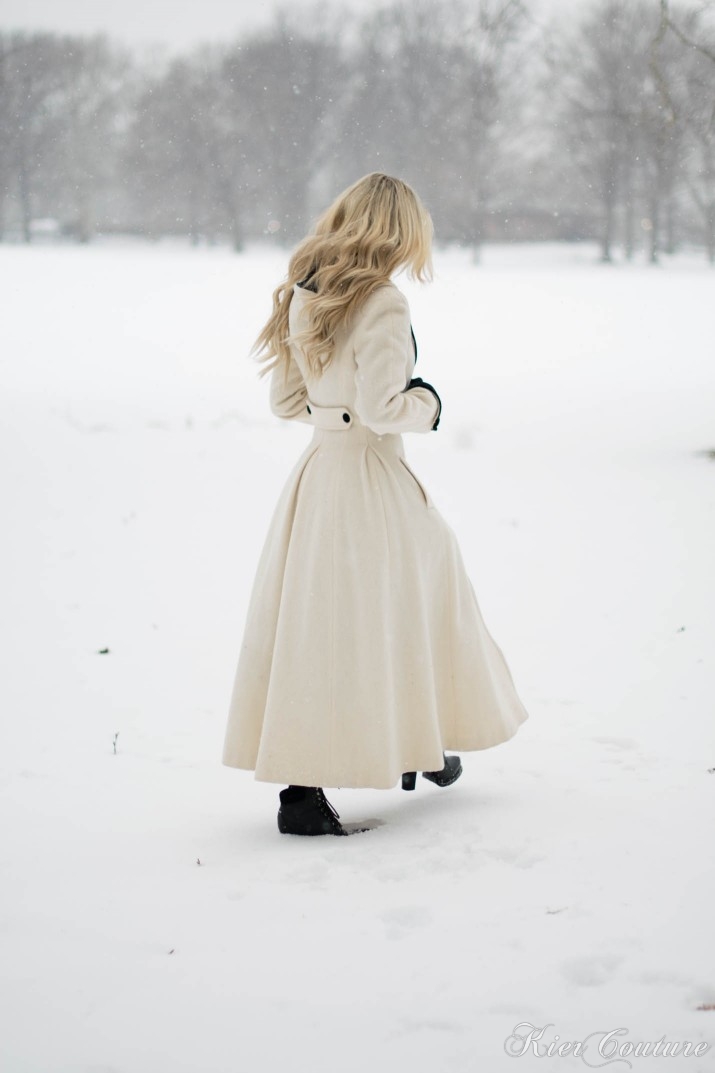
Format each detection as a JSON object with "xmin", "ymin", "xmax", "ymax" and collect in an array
[
  {"xmin": 447, "ymin": 0, "xmax": 530, "ymax": 254},
  {"xmin": 124, "ymin": 46, "xmax": 225, "ymax": 242},
  {"xmin": 0, "ymin": 32, "xmax": 67, "ymax": 242},
  {"xmin": 653, "ymin": 0, "xmax": 715, "ymax": 260},
  {"xmin": 657, "ymin": 0, "xmax": 715, "ymax": 60},
  {"xmin": 544, "ymin": 1, "xmax": 657, "ymax": 263},
  {"xmin": 330, "ymin": 0, "xmax": 528, "ymax": 250},
  {"xmin": 0, "ymin": 1, "xmax": 711, "ymax": 255},
  {"xmin": 332, "ymin": 2, "xmax": 456, "ymax": 207},
  {"xmin": 55, "ymin": 35, "xmax": 132, "ymax": 243},
  {"xmin": 638, "ymin": 0, "xmax": 695, "ymax": 261},
  {"xmin": 211, "ymin": 12, "xmax": 344, "ymax": 248}
]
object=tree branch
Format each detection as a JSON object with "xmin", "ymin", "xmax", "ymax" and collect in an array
[{"xmin": 660, "ymin": 0, "xmax": 715, "ymax": 64}]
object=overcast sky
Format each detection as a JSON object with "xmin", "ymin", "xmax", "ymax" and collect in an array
[
  {"xmin": 1, "ymin": 0, "xmax": 572, "ymax": 56},
  {"xmin": 1, "ymin": 0, "xmax": 387, "ymax": 54}
]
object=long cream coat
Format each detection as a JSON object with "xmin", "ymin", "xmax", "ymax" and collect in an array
[{"xmin": 221, "ymin": 281, "xmax": 529, "ymax": 788}]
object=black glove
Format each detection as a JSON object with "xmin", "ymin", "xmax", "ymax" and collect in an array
[{"xmin": 408, "ymin": 376, "xmax": 441, "ymax": 431}]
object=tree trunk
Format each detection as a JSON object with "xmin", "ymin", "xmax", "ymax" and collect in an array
[
  {"xmin": 470, "ymin": 199, "xmax": 483, "ymax": 264},
  {"xmin": 665, "ymin": 192, "xmax": 676, "ymax": 254},
  {"xmin": 601, "ymin": 195, "xmax": 615, "ymax": 263},
  {"xmin": 188, "ymin": 184, "xmax": 200, "ymax": 246},
  {"xmin": 648, "ymin": 192, "xmax": 660, "ymax": 264},
  {"xmin": 216, "ymin": 175, "xmax": 243, "ymax": 252},
  {"xmin": 18, "ymin": 157, "xmax": 32, "ymax": 244},
  {"xmin": 623, "ymin": 159, "xmax": 635, "ymax": 261},
  {"xmin": 232, "ymin": 217, "xmax": 243, "ymax": 253},
  {"xmin": 77, "ymin": 180, "xmax": 93, "ymax": 244}
]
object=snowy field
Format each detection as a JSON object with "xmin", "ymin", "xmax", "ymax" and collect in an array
[{"xmin": 1, "ymin": 239, "xmax": 714, "ymax": 1072}]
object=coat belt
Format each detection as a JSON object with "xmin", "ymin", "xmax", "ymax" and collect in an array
[{"xmin": 305, "ymin": 400, "xmax": 354, "ymax": 430}]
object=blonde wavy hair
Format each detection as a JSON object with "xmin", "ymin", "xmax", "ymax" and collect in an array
[{"xmin": 253, "ymin": 172, "xmax": 434, "ymax": 380}]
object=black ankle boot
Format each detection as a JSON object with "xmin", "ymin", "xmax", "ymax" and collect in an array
[
  {"xmin": 423, "ymin": 753, "xmax": 462, "ymax": 786},
  {"xmin": 402, "ymin": 753, "xmax": 463, "ymax": 790},
  {"xmin": 277, "ymin": 785, "xmax": 346, "ymax": 836}
]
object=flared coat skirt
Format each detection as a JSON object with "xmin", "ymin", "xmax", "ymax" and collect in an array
[{"xmin": 222, "ymin": 421, "xmax": 529, "ymax": 788}]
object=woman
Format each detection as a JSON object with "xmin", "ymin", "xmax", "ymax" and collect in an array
[{"xmin": 222, "ymin": 173, "xmax": 529, "ymax": 836}]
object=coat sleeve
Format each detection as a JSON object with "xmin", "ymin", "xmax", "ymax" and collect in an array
[
  {"xmin": 269, "ymin": 351, "xmax": 312, "ymax": 423},
  {"xmin": 352, "ymin": 286, "xmax": 440, "ymax": 435}
]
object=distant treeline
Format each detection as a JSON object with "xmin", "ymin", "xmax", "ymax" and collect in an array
[{"xmin": 1, "ymin": 0, "xmax": 714, "ymax": 261}]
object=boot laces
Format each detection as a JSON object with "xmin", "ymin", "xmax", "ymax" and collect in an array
[{"xmin": 316, "ymin": 787, "xmax": 341, "ymax": 823}]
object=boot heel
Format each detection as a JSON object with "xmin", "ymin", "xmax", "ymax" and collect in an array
[
  {"xmin": 422, "ymin": 754, "xmax": 463, "ymax": 787},
  {"xmin": 402, "ymin": 771, "xmax": 417, "ymax": 791}
]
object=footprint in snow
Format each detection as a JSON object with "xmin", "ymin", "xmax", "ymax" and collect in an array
[
  {"xmin": 482, "ymin": 844, "xmax": 546, "ymax": 869},
  {"xmin": 591, "ymin": 736, "xmax": 640, "ymax": 751},
  {"xmin": 380, "ymin": 904, "xmax": 434, "ymax": 940},
  {"xmin": 561, "ymin": 952, "xmax": 624, "ymax": 987}
]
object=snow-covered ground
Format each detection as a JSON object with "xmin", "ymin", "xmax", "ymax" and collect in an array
[{"xmin": 1, "ymin": 239, "xmax": 714, "ymax": 1072}]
